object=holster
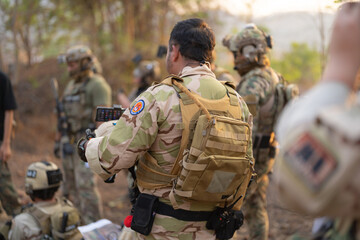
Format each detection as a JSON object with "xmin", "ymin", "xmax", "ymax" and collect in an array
[
  {"xmin": 206, "ymin": 208, "xmax": 244, "ymax": 240},
  {"xmin": 131, "ymin": 193, "xmax": 158, "ymax": 235}
]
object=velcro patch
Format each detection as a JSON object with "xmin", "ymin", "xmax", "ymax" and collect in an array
[
  {"xmin": 284, "ymin": 132, "xmax": 337, "ymax": 191},
  {"xmin": 130, "ymin": 100, "xmax": 145, "ymax": 115},
  {"xmin": 27, "ymin": 170, "xmax": 37, "ymax": 178}
]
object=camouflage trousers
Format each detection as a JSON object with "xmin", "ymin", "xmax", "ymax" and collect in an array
[
  {"xmin": 137, "ymin": 214, "xmax": 215, "ymax": 240},
  {"xmin": 242, "ymin": 147, "xmax": 275, "ymax": 240},
  {"xmin": 0, "ymin": 143, "xmax": 20, "ymax": 216},
  {"xmin": 62, "ymin": 142, "xmax": 102, "ymax": 224}
]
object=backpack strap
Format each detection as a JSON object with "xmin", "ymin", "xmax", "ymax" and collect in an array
[
  {"xmin": 164, "ymin": 76, "xmax": 212, "ymax": 176},
  {"xmin": 26, "ymin": 205, "xmax": 52, "ymax": 236}
]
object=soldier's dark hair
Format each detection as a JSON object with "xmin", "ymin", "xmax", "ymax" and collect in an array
[
  {"xmin": 169, "ymin": 18, "xmax": 215, "ymax": 63},
  {"xmin": 29, "ymin": 186, "xmax": 59, "ymax": 201}
]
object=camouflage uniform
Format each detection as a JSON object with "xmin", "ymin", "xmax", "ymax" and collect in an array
[
  {"xmin": 0, "ymin": 153, "xmax": 20, "ymax": 216},
  {"xmin": 8, "ymin": 161, "xmax": 82, "ymax": 240},
  {"xmin": 0, "ymin": 71, "xmax": 21, "ymax": 216},
  {"xmin": 275, "ymin": 83, "xmax": 360, "ymax": 240},
  {"xmin": 60, "ymin": 46, "xmax": 111, "ymax": 224},
  {"xmin": 86, "ymin": 65, "xmax": 253, "ymax": 239},
  {"xmin": 224, "ymin": 25, "xmax": 280, "ymax": 240},
  {"xmin": 9, "ymin": 200, "xmax": 82, "ymax": 240}
]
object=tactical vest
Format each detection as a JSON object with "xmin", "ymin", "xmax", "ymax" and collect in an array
[
  {"xmin": 25, "ymin": 198, "xmax": 82, "ymax": 240},
  {"xmin": 136, "ymin": 75, "xmax": 254, "ymax": 210},
  {"xmin": 63, "ymin": 78, "xmax": 93, "ymax": 134}
]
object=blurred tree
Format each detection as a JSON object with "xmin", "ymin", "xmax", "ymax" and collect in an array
[{"xmin": 272, "ymin": 42, "xmax": 322, "ymax": 87}]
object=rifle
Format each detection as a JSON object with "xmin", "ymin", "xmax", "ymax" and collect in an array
[{"xmin": 51, "ymin": 78, "xmax": 73, "ymax": 157}]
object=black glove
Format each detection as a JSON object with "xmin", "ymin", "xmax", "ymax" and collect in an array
[
  {"xmin": 77, "ymin": 129, "xmax": 96, "ymax": 162},
  {"xmin": 77, "ymin": 137, "xmax": 88, "ymax": 162},
  {"xmin": 54, "ymin": 141, "xmax": 61, "ymax": 158}
]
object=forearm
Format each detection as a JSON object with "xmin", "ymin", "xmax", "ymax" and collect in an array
[
  {"xmin": 275, "ymin": 82, "xmax": 350, "ymax": 144},
  {"xmin": 3, "ymin": 110, "xmax": 14, "ymax": 144}
]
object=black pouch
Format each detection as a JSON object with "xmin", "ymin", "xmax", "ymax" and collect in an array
[
  {"xmin": 131, "ymin": 193, "xmax": 158, "ymax": 235},
  {"xmin": 206, "ymin": 208, "xmax": 244, "ymax": 240}
]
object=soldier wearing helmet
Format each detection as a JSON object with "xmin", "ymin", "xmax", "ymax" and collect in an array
[
  {"xmin": 7, "ymin": 161, "xmax": 82, "ymax": 240},
  {"xmin": 128, "ymin": 60, "xmax": 161, "ymax": 102},
  {"xmin": 54, "ymin": 45, "xmax": 111, "ymax": 224},
  {"xmin": 223, "ymin": 24, "xmax": 284, "ymax": 240}
]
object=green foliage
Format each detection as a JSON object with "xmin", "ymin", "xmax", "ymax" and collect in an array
[{"xmin": 271, "ymin": 42, "xmax": 322, "ymax": 86}]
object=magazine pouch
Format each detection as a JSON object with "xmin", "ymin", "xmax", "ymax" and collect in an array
[{"xmin": 131, "ymin": 193, "xmax": 158, "ymax": 235}]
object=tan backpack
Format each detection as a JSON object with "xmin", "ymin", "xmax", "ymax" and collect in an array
[
  {"xmin": 136, "ymin": 76, "xmax": 254, "ymax": 210},
  {"xmin": 27, "ymin": 198, "xmax": 83, "ymax": 240}
]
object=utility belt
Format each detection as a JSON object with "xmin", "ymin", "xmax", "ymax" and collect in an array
[{"xmin": 130, "ymin": 193, "xmax": 243, "ymax": 240}]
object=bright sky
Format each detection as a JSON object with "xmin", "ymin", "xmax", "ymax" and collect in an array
[{"xmin": 221, "ymin": 0, "xmax": 339, "ymax": 17}]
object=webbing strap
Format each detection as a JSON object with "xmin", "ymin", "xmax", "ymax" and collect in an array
[
  {"xmin": 206, "ymin": 140, "xmax": 247, "ymax": 153},
  {"xmin": 174, "ymin": 188, "xmax": 193, "ymax": 198},
  {"xmin": 172, "ymin": 80, "xmax": 212, "ymax": 121},
  {"xmin": 224, "ymin": 85, "xmax": 239, "ymax": 106},
  {"xmin": 189, "ymin": 147, "xmax": 202, "ymax": 157},
  {"xmin": 183, "ymin": 161, "xmax": 207, "ymax": 171},
  {"xmin": 210, "ymin": 128, "xmax": 249, "ymax": 141}
]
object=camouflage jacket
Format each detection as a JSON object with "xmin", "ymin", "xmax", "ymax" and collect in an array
[
  {"xmin": 236, "ymin": 66, "xmax": 279, "ymax": 136},
  {"xmin": 62, "ymin": 72, "xmax": 111, "ymax": 134},
  {"xmin": 86, "ymin": 65, "xmax": 253, "ymax": 212}
]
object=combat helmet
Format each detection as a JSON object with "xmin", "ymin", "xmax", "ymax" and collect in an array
[
  {"xmin": 58, "ymin": 45, "xmax": 98, "ymax": 78},
  {"xmin": 133, "ymin": 60, "xmax": 161, "ymax": 86},
  {"xmin": 25, "ymin": 161, "xmax": 63, "ymax": 196},
  {"xmin": 223, "ymin": 24, "xmax": 273, "ymax": 75}
]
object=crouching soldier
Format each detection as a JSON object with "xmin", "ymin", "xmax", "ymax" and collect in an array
[{"xmin": 2, "ymin": 161, "xmax": 83, "ymax": 240}]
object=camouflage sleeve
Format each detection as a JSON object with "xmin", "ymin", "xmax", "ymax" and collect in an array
[
  {"xmin": 236, "ymin": 92, "xmax": 254, "ymax": 162},
  {"xmin": 90, "ymin": 77, "xmax": 112, "ymax": 107},
  {"xmin": 86, "ymin": 89, "xmax": 159, "ymax": 180},
  {"xmin": 237, "ymin": 75, "xmax": 273, "ymax": 134}
]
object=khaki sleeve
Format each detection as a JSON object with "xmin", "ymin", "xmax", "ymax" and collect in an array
[
  {"xmin": 91, "ymin": 78, "xmax": 112, "ymax": 107},
  {"xmin": 9, "ymin": 213, "xmax": 41, "ymax": 240},
  {"xmin": 85, "ymin": 90, "xmax": 159, "ymax": 181}
]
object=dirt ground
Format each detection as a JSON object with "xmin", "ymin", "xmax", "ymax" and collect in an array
[{"xmin": 0, "ymin": 114, "xmax": 314, "ymax": 239}]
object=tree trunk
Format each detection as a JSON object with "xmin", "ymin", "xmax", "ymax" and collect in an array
[{"xmin": 11, "ymin": 0, "xmax": 19, "ymax": 85}]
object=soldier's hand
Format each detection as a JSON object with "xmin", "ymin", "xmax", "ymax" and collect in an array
[
  {"xmin": 54, "ymin": 141, "xmax": 61, "ymax": 159},
  {"xmin": 0, "ymin": 142, "xmax": 12, "ymax": 162},
  {"xmin": 323, "ymin": 2, "xmax": 360, "ymax": 88}
]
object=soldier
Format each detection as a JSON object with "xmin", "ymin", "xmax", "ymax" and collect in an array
[
  {"xmin": 54, "ymin": 45, "xmax": 111, "ymax": 224},
  {"xmin": 127, "ymin": 60, "xmax": 161, "ymax": 102},
  {"xmin": 223, "ymin": 24, "xmax": 289, "ymax": 240},
  {"xmin": 274, "ymin": 2, "xmax": 360, "ymax": 239},
  {"xmin": 7, "ymin": 161, "xmax": 82, "ymax": 240},
  {"xmin": 0, "ymin": 71, "xmax": 21, "ymax": 216},
  {"xmin": 78, "ymin": 18, "xmax": 254, "ymax": 239}
]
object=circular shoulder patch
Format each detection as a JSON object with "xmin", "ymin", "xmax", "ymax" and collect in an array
[{"xmin": 130, "ymin": 100, "xmax": 145, "ymax": 115}]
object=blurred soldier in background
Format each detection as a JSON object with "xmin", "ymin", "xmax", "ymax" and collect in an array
[
  {"xmin": 223, "ymin": 24, "xmax": 298, "ymax": 240},
  {"xmin": 127, "ymin": 60, "xmax": 161, "ymax": 102},
  {"xmin": 55, "ymin": 45, "xmax": 111, "ymax": 224},
  {"xmin": 0, "ymin": 71, "xmax": 21, "ymax": 217},
  {"xmin": 275, "ymin": 2, "xmax": 360, "ymax": 239},
  {"xmin": 7, "ymin": 161, "xmax": 82, "ymax": 240}
]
